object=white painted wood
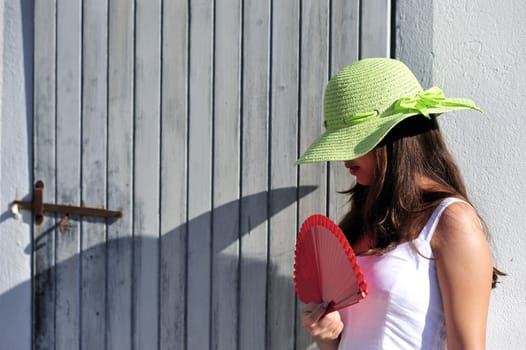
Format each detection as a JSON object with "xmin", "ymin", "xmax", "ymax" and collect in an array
[
  {"xmin": 361, "ymin": 0, "xmax": 391, "ymax": 58},
  {"xmin": 55, "ymin": 0, "xmax": 81, "ymax": 349},
  {"xmin": 331, "ymin": 0, "xmax": 360, "ymax": 72},
  {"xmin": 211, "ymin": 0, "xmax": 241, "ymax": 349},
  {"xmin": 240, "ymin": 1, "xmax": 270, "ymax": 349},
  {"xmin": 268, "ymin": 1, "xmax": 300, "ymax": 348},
  {"xmin": 297, "ymin": 0, "xmax": 330, "ymax": 229},
  {"xmin": 159, "ymin": 0, "xmax": 188, "ymax": 349},
  {"xmin": 329, "ymin": 0, "xmax": 360, "ymax": 223},
  {"xmin": 186, "ymin": 1, "xmax": 214, "ymax": 349},
  {"xmin": 80, "ymin": 1, "xmax": 108, "ymax": 349},
  {"xmin": 31, "ymin": 1, "xmax": 393, "ymax": 348},
  {"xmin": 133, "ymin": 0, "xmax": 161, "ymax": 349},
  {"xmin": 33, "ymin": 0, "xmax": 56, "ymax": 349},
  {"xmin": 107, "ymin": 1, "xmax": 134, "ymax": 349},
  {"xmin": 296, "ymin": 1, "xmax": 330, "ymax": 347}
]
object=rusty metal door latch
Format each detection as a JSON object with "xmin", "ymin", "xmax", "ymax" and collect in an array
[{"xmin": 12, "ymin": 180, "xmax": 124, "ymax": 228}]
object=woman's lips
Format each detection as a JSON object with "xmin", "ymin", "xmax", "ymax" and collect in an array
[{"xmin": 347, "ymin": 165, "xmax": 360, "ymax": 175}]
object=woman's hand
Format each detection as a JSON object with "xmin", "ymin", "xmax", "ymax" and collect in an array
[{"xmin": 302, "ymin": 302, "xmax": 343, "ymax": 350}]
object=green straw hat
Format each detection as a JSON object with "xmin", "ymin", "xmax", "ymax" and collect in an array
[{"xmin": 296, "ymin": 58, "xmax": 482, "ymax": 164}]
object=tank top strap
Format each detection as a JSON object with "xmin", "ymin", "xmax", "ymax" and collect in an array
[{"xmin": 420, "ymin": 197, "xmax": 467, "ymax": 243}]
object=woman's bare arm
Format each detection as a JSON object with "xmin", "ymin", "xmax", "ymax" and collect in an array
[{"xmin": 432, "ymin": 202, "xmax": 493, "ymax": 350}]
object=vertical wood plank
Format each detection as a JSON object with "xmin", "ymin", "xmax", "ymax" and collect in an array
[
  {"xmin": 55, "ymin": 0, "xmax": 81, "ymax": 349},
  {"xmin": 297, "ymin": 0, "xmax": 329, "ymax": 217},
  {"xmin": 360, "ymin": 0, "xmax": 391, "ymax": 58},
  {"xmin": 240, "ymin": 1, "xmax": 270, "ymax": 349},
  {"xmin": 107, "ymin": 1, "xmax": 134, "ymax": 349},
  {"xmin": 159, "ymin": 1, "xmax": 188, "ymax": 349},
  {"xmin": 211, "ymin": 0, "xmax": 241, "ymax": 349},
  {"xmin": 268, "ymin": 0, "xmax": 299, "ymax": 349},
  {"xmin": 187, "ymin": 0, "xmax": 214, "ymax": 348},
  {"xmin": 296, "ymin": 0, "xmax": 330, "ymax": 347},
  {"xmin": 33, "ymin": 1, "xmax": 56, "ymax": 349},
  {"xmin": 80, "ymin": 1, "xmax": 108, "ymax": 349},
  {"xmin": 328, "ymin": 0, "xmax": 360, "ymax": 222},
  {"xmin": 331, "ymin": 0, "xmax": 360, "ymax": 72},
  {"xmin": 133, "ymin": 0, "xmax": 161, "ymax": 349}
]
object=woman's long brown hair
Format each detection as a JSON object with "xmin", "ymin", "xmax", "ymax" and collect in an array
[{"xmin": 339, "ymin": 115, "xmax": 504, "ymax": 287}]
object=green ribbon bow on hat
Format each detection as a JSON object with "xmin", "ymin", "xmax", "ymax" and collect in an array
[
  {"xmin": 392, "ymin": 86, "xmax": 482, "ymax": 118},
  {"xmin": 326, "ymin": 86, "xmax": 482, "ymax": 133}
]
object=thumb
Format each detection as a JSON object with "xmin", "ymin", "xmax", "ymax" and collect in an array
[{"xmin": 307, "ymin": 302, "xmax": 329, "ymax": 323}]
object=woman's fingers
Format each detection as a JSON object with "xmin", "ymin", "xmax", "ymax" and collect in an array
[
  {"xmin": 307, "ymin": 302, "xmax": 329, "ymax": 322},
  {"xmin": 302, "ymin": 303, "xmax": 343, "ymax": 341}
]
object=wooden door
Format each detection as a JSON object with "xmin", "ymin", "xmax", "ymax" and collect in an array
[{"xmin": 32, "ymin": 1, "xmax": 391, "ymax": 349}]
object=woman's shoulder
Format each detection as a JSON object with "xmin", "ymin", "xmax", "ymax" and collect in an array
[
  {"xmin": 440, "ymin": 198, "xmax": 478, "ymax": 219},
  {"xmin": 430, "ymin": 199, "xmax": 486, "ymax": 252},
  {"xmin": 438, "ymin": 199, "xmax": 480, "ymax": 229}
]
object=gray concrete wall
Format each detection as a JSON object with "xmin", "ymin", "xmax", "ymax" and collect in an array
[
  {"xmin": 0, "ymin": 0, "xmax": 33, "ymax": 349},
  {"xmin": 397, "ymin": 0, "xmax": 526, "ymax": 348}
]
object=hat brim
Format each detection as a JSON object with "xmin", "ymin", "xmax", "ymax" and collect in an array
[{"xmin": 296, "ymin": 104, "xmax": 480, "ymax": 164}]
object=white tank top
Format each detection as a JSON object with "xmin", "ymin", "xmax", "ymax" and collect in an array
[{"xmin": 338, "ymin": 198, "xmax": 463, "ymax": 350}]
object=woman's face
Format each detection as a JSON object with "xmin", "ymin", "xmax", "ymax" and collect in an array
[{"xmin": 343, "ymin": 152, "xmax": 377, "ymax": 186}]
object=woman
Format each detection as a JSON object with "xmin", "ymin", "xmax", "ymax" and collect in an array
[{"xmin": 296, "ymin": 58, "xmax": 502, "ymax": 349}]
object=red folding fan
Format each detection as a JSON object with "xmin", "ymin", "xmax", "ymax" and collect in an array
[{"xmin": 294, "ymin": 214, "xmax": 367, "ymax": 319}]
